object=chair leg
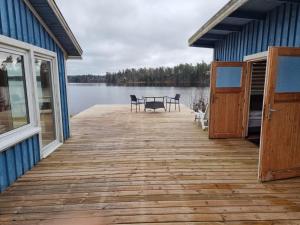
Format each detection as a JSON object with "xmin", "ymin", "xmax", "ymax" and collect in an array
[
  {"xmin": 136, "ymin": 104, "xmax": 137, "ymax": 113},
  {"xmin": 178, "ymin": 101, "xmax": 180, "ymax": 112},
  {"xmin": 169, "ymin": 102, "xmax": 171, "ymax": 112},
  {"xmin": 139, "ymin": 104, "xmax": 140, "ymax": 112},
  {"xmin": 131, "ymin": 103, "xmax": 132, "ymax": 112},
  {"xmin": 175, "ymin": 102, "xmax": 177, "ymax": 110}
]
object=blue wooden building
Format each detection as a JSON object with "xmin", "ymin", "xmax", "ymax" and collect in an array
[
  {"xmin": 189, "ymin": 0, "xmax": 300, "ymax": 181},
  {"xmin": 0, "ymin": 0, "xmax": 82, "ymax": 192}
]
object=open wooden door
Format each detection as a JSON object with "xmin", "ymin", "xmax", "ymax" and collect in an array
[
  {"xmin": 209, "ymin": 62, "xmax": 247, "ymax": 138},
  {"xmin": 259, "ymin": 47, "xmax": 300, "ymax": 181}
]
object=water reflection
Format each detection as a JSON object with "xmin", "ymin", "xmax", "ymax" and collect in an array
[{"xmin": 68, "ymin": 83, "xmax": 209, "ymax": 115}]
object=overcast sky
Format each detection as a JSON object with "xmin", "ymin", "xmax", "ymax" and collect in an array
[{"xmin": 56, "ymin": 0, "xmax": 229, "ymax": 75}]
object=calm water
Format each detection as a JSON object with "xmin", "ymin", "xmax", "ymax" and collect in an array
[{"xmin": 68, "ymin": 83, "xmax": 209, "ymax": 115}]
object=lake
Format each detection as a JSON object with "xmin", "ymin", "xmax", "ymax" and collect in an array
[{"xmin": 68, "ymin": 83, "xmax": 210, "ymax": 115}]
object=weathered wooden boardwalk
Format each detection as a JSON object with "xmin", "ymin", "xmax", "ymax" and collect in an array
[{"xmin": 1, "ymin": 105, "xmax": 300, "ymax": 225}]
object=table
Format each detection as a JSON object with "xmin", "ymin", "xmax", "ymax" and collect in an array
[{"xmin": 143, "ymin": 96, "xmax": 167, "ymax": 112}]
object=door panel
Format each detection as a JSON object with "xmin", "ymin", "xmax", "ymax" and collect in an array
[
  {"xmin": 209, "ymin": 62, "xmax": 247, "ymax": 138},
  {"xmin": 259, "ymin": 47, "xmax": 300, "ymax": 181},
  {"xmin": 35, "ymin": 58, "xmax": 56, "ymax": 148}
]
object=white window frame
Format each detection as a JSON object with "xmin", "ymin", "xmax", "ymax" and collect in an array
[{"xmin": 0, "ymin": 35, "xmax": 64, "ymax": 155}]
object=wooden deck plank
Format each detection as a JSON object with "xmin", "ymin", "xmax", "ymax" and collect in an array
[{"xmin": 1, "ymin": 105, "xmax": 300, "ymax": 224}]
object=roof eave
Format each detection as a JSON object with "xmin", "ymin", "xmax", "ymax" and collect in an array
[
  {"xmin": 47, "ymin": 0, "xmax": 83, "ymax": 57},
  {"xmin": 188, "ymin": 0, "xmax": 249, "ymax": 47},
  {"xmin": 67, "ymin": 55, "xmax": 83, "ymax": 60}
]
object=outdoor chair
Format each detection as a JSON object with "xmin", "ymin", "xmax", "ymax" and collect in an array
[
  {"xmin": 166, "ymin": 94, "xmax": 181, "ymax": 112},
  {"xmin": 130, "ymin": 95, "xmax": 144, "ymax": 112}
]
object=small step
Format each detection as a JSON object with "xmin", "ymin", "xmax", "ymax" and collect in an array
[{"xmin": 247, "ymin": 134, "xmax": 260, "ymax": 146}]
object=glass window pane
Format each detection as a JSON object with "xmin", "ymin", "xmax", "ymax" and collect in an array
[
  {"xmin": 0, "ymin": 51, "xmax": 29, "ymax": 135},
  {"xmin": 216, "ymin": 67, "xmax": 242, "ymax": 88},
  {"xmin": 276, "ymin": 56, "xmax": 300, "ymax": 93},
  {"xmin": 35, "ymin": 59, "xmax": 56, "ymax": 147}
]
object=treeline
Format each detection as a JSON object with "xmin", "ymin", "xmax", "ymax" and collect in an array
[
  {"xmin": 106, "ymin": 62, "xmax": 210, "ymax": 87},
  {"xmin": 68, "ymin": 74, "xmax": 105, "ymax": 83},
  {"xmin": 68, "ymin": 62, "xmax": 210, "ymax": 87}
]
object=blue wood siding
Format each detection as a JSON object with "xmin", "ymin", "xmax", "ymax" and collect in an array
[
  {"xmin": 0, "ymin": 0, "xmax": 71, "ymax": 192},
  {"xmin": 214, "ymin": 3, "xmax": 300, "ymax": 61},
  {"xmin": 0, "ymin": 135, "xmax": 40, "ymax": 192},
  {"xmin": 0, "ymin": 0, "xmax": 70, "ymax": 139}
]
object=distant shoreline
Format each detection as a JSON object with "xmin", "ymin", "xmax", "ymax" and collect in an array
[{"xmin": 68, "ymin": 82, "xmax": 209, "ymax": 88}]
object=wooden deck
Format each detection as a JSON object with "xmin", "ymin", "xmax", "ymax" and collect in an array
[{"xmin": 1, "ymin": 105, "xmax": 300, "ymax": 225}]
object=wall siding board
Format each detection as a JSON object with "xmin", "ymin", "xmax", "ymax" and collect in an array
[
  {"xmin": 0, "ymin": 0, "xmax": 9, "ymax": 36},
  {"xmin": 263, "ymin": 14, "xmax": 270, "ymax": 51},
  {"xmin": 7, "ymin": 0, "xmax": 16, "ymax": 38},
  {"xmin": 295, "ymin": 4, "xmax": 300, "ymax": 46},
  {"xmin": 233, "ymin": 33, "xmax": 237, "ymax": 60},
  {"xmin": 5, "ymin": 148, "xmax": 17, "ymax": 185},
  {"xmin": 252, "ymin": 21, "xmax": 257, "ymax": 54},
  {"xmin": 214, "ymin": 3, "xmax": 300, "ymax": 61},
  {"xmin": 237, "ymin": 32, "xmax": 241, "ymax": 61},
  {"xmin": 229, "ymin": 34, "xmax": 232, "ymax": 61},
  {"xmin": 20, "ymin": 0, "xmax": 28, "ymax": 42},
  {"xmin": 0, "ymin": 153, "xmax": 8, "ymax": 192},
  {"xmin": 0, "ymin": 135, "xmax": 39, "ymax": 192},
  {"xmin": 33, "ymin": 135, "xmax": 40, "ymax": 164},
  {"xmin": 258, "ymin": 20, "xmax": 264, "ymax": 52},
  {"xmin": 0, "ymin": 0, "xmax": 70, "ymax": 192},
  {"xmin": 14, "ymin": 145, "xmax": 23, "ymax": 177},
  {"xmin": 21, "ymin": 140, "xmax": 29, "ymax": 172},
  {"xmin": 282, "ymin": 4, "xmax": 290, "ymax": 46},
  {"xmin": 269, "ymin": 10, "xmax": 276, "ymax": 46},
  {"xmin": 288, "ymin": 4, "xmax": 297, "ymax": 46},
  {"xmin": 13, "ymin": 0, "xmax": 22, "ymax": 40},
  {"xmin": 27, "ymin": 138, "xmax": 34, "ymax": 168},
  {"xmin": 32, "ymin": 16, "xmax": 40, "ymax": 47},
  {"xmin": 248, "ymin": 22, "xmax": 253, "ymax": 55}
]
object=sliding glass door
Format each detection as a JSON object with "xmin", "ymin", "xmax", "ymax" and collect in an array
[{"xmin": 35, "ymin": 58, "xmax": 56, "ymax": 147}]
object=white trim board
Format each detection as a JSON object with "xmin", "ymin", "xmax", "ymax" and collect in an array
[
  {"xmin": 188, "ymin": 0, "xmax": 249, "ymax": 46},
  {"xmin": 41, "ymin": 141, "xmax": 63, "ymax": 159},
  {"xmin": 244, "ymin": 51, "xmax": 268, "ymax": 62},
  {"xmin": 47, "ymin": 0, "xmax": 83, "ymax": 56},
  {"xmin": 22, "ymin": 0, "xmax": 68, "ymax": 57},
  {"xmin": 23, "ymin": 0, "xmax": 83, "ymax": 58}
]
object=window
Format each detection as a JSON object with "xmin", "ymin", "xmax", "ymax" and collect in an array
[
  {"xmin": 216, "ymin": 67, "xmax": 242, "ymax": 88},
  {"xmin": 0, "ymin": 36, "xmax": 63, "ymax": 154},
  {"xmin": 0, "ymin": 51, "xmax": 29, "ymax": 135},
  {"xmin": 276, "ymin": 56, "xmax": 300, "ymax": 93}
]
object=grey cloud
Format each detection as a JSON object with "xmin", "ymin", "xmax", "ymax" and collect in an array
[{"xmin": 56, "ymin": 0, "xmax": 229, "ymax": 75}]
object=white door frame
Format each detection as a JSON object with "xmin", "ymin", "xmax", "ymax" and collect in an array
[
  {"xmin": 33, "ymin": 51, "xmax": 64, "ymax": 158},
  {"xmin": 243, "ymin": 51, "xmax": 268, "ymax": 137}
]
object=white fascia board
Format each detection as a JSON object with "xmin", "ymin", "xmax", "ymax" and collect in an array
[
  {"xmin": 47, "ymin": 0, "xmax": 83, "ymax": 56},
  {"xmin": 188, "ymin": 0, "xmax": 249, "ymax": 46}
]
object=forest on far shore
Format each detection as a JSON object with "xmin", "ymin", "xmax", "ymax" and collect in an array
[{"xmin": 68, "ymin": 62, "xmax": 210, "ymax": 87}]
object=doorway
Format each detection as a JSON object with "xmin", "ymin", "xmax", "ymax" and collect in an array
[
  {"xmin": 246, "ymin": 60, "xmax": 267, "ymax": 146},
  {"xmin": 34, "ymin": 53, "xmax": 63, "ymax": 158},
  {"xmin": 35, "ymin": 58, "xmax": 56, "ymax": 147}
]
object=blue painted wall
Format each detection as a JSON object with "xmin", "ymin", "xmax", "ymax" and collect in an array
[
  {"xmin": 0, "ymin": 135, "xmax": 40, "ymax": 192},
  {"xmin": 0, "ymin": 0, "xmax": 70, "ymax": 192},
  {"xmin": 214, "ymin": 2, "xmax": 300, "ymax": 61}
]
